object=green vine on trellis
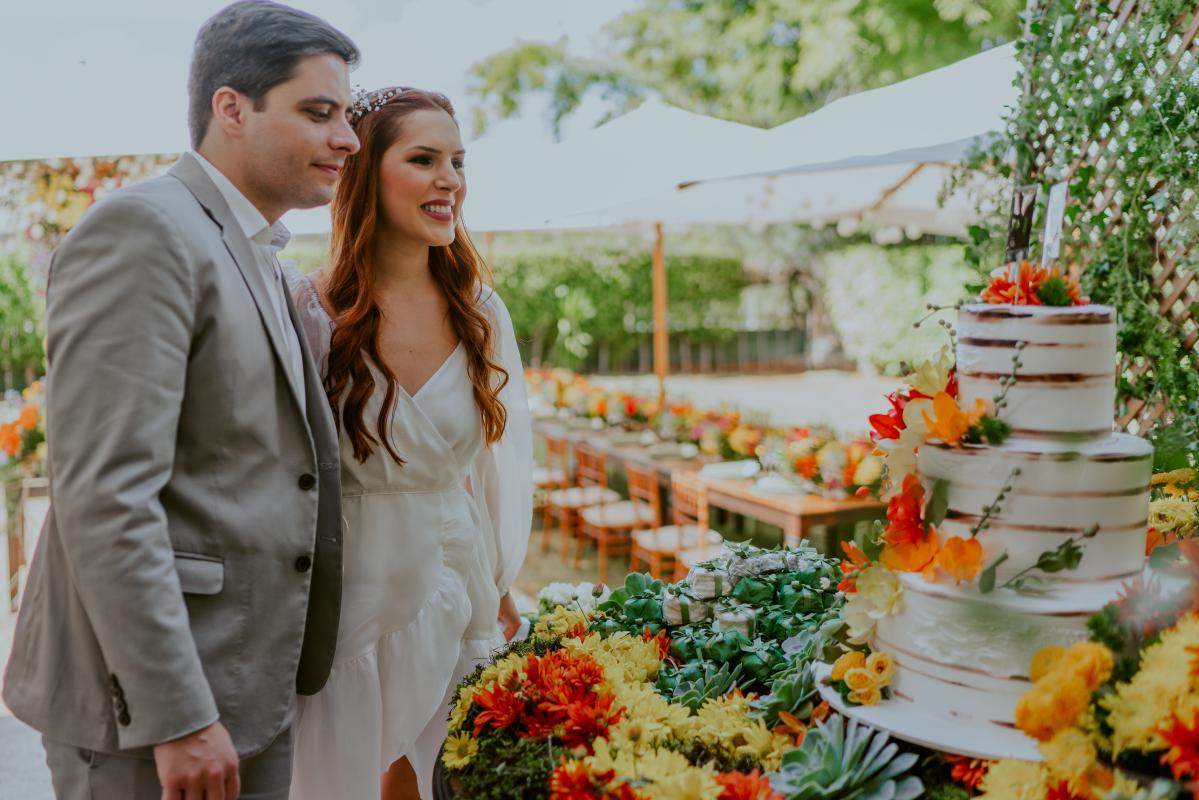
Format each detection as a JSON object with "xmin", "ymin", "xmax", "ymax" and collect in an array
[{"xmin": 949, "ymin": 0, "xmax": 1199, "ymax": 438}]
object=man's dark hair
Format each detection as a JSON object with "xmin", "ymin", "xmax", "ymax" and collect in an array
[{"xmin": 188, "ymin": 0, "xmax": 360, "ymax": 148}]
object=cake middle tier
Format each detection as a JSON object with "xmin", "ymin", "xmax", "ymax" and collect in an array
[{"xmin": 917, "ymin": 434, "xmax": 1151, "ymax": 581}]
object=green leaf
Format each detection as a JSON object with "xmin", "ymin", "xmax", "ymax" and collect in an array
[
  {"xmin": 978, "ymin": 552, "xmax": 1009, "ymax": 594},
  {"xmin": 923, "ymin": 479, "xmax": 950, "ymax": 531}
]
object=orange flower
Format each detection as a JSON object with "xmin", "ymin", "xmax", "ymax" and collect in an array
[
  {"xmin": 838, "ymin": 541, "xmax": 869, "ymax": 592},
  {"xmin": 1014, "ymin": 681, "xmax": 1090, "ymax": 742},
  {"xmin": 715, "ymin": 769, "xmax": 784, "ymax": 800},
  {"xmin": 921, "ymin": 392, "xmax": 987, "ymax": 446},
  {"xmin": 1160, "ymin": 709, "xmax": 1199, "ymax": 782},
  {"xmin": 936, "ymin": 537, "xmax": 983, "ymax": 584},
  {"xmin": 810, "ymin": 700, "xmax": 831, "ymax": 724},
  {"xmin": 17, "ymin": 404, "xmax": 38, "ymax": 431},
  {"xmin": 880, "ymin": 535, "xmax": 940, "ymax": 575},
  {"xmin": 981, "ymin": 261, "xmax": 1087, "ymax": 306},
  {"xmin": 472, "ymin": 682, "xmax": 523, "ymax": 736},
  {"xmin": 773, "ymin": 710, "xmax": 807, "ymax": 747},
  {"xmin": 943, "ymin": 755, "xmax": 989, "ymax": 790},
  {"xmin": 1147, "ymin": 527, "xmax": 1177, "ymax": 555},
  {"xmin": 795, "ymin": 455, "xmax": 818, "ymax": 479},
  {"xmin": 0, "ymin": 422, "xmax": 21, "ymax": 457}
]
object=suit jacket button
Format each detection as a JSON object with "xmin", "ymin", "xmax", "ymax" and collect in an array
[
  {"xmin": 295, "ymin": 555, "xmax": 312, "ymax": 573},
  {"xmin": 118, "ymin": 712, "xmax": 131, "ymax": 726},
  {"xmin": 298, "ymin": 473, "xmax": 317, "ymax": 491}
]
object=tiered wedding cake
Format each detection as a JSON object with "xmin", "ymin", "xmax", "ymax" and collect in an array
[{"xmin": 830, "ymin": 301, "xmax": 1153, "ymax": 760}]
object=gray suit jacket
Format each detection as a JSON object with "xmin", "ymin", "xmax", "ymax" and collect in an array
[{"xmin": 2, "ymin": 153, "xmax": 343, "ymax": 757}]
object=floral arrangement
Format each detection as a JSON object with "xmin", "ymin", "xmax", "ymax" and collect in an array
[
  {"xmin": 536, "ymin": 581, "xmax": 612, "ymax": 616},
  {"xmin": 980, "ymin": 262, "xmax": 1088, "ymax": 307},
  {"xmin": 438, "ymin": 544, "xmax": 925, "ymax": 799},
  {"xmin": 0, "ymin": 381, "xmax": 46, "ymax": 480},
  {"xmin": 774, "ymin": 428, "xmax": 884, "ymax": 500},
  {"xmin": 1146, "ymin": 469, "xmax": 1199, "ymax": 557},
  {"xmin": 827, "ymin": 649, "xmax": 895, "ymax": 707},
  {"xmin": 977, "ymin": 572, "xmax": 1199, "ymax": 800}
]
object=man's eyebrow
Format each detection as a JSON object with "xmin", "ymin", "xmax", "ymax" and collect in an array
[
  {"xmin": 408, "ymin": 145, "xmax": 467, "ymax": 155},
  {"xmin": 298, "ymin": 95, "xmax": 344, "ymax": 108}
]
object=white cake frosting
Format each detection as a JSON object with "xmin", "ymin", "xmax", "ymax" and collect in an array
[
  {"xmin": 919, "ymin": 434, "xmax": 1151, "ymax": 580},
  {"xmin": 859, "ymin": 302, "xmax": 1152, "ymax": 748},
  {"xmin": 957, "ymin": 303, "xmax": 1116, "ymax": 438}
]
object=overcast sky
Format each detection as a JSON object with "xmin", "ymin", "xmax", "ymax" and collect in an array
[{"xmin": 1, "ymin": 0, "xmax": 641, "ymax": 160}]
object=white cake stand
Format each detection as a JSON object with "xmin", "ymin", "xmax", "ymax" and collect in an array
[{"xmin": 813, "ymin": 663, "xmax": 1042, "ymax": 762}]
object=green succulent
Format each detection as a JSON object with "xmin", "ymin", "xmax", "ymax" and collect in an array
[
  {"xmin": 671, "ymin": 662, "xmax": 744, "ymax": 712},
  {"xmin": 749, "ymin": 663, "xmax": 819, "ymax": 726},
  {"xmin": 770, "ymin": 715, "xmax": 922, "ymax": 800}
]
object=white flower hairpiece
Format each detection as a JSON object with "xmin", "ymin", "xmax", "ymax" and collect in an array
[{"xmin": 348, "ymin": 85, "xmax": 406, "ymax": 125}]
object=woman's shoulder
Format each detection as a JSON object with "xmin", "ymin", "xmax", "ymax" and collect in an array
[
  {"xmin": 473, "ymin": 282, "xmax": 507, "ymax": 320},
  {"xmin": 286, "ymin": 267, "xmax": 335, "ymax": 326}
]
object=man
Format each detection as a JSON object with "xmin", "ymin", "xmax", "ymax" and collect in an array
[{"xmin": 3, "ymin": 2, "xmax": 359, "ymax": 797}]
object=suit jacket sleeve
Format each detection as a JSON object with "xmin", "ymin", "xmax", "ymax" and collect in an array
[
  {"xmin": 466, "ymin": 288, "xmax": 533, "ymax": 596},
  {"xmin": 45, "ymin": 194, "xmax": 219, "ymax": 749}
]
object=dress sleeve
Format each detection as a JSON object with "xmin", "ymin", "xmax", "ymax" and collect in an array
[
  {"xmin": 283, "ymin": 266, "xmax": 334, "ymax": 377},
  {"xmin": 467, "ymin": 286, "xmax": 533, "ymax": 596}
]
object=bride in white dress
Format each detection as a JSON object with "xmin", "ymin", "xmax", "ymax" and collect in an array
[{"xmin": 286, "ymin": 87, "xmax": 532, "ymax": 799}]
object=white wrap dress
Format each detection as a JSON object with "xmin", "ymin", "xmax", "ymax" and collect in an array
[{"xmin": 285, "ymin": 272, "xmax": 532, "ymax": 799}]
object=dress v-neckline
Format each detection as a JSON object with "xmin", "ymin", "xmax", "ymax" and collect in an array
[{"xmin": 398, "ymin": 342, "xmax": 463, "ymax": 401}]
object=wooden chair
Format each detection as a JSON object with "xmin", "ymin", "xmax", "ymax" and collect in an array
[
  {"xmin": 543, "ymin": 438, "xmax": 620, "ymax": 562},
  {"xmin": 629, "ymin": 471, "xmax": 723, "ymax": 582},
  {"xmin": 531, "ymin": 433, "xmax": 570, "ymax": 526},
  {"xmin": 576, "ymin": 445, "xmax": 657, "ymax": 583}
]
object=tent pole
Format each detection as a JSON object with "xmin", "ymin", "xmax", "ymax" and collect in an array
[{"xmin": 652, "ymin": 222, "xmax": 668, "ymax": 409}]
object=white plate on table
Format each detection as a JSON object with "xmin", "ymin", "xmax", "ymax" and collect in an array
[{"xmin": 699, "ymin": 460, "xmax": 761, "ymax": 480}]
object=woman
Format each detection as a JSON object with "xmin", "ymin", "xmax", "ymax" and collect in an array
[{"xmin": 287, "ymin": 87, "xmax": 532, "ymax": 799}]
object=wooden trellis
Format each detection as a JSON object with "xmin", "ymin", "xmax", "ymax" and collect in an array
[{"xmin": 1019, "ymin": 0, "xmax": 1199, "ymax": 434}]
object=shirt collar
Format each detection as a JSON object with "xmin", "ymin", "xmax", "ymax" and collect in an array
[{"xmin": 190, "ymin": 151, "xmax": 282, "ymax": 248}]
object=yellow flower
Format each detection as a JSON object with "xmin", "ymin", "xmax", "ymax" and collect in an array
[
  {"xmin": 534, "ymin": 607, "xmax": 589, "ymax": 638},
  {"xmin": 1066, "ymin": 641, "xmax": 1114, "ymax": 692},
  {"xmin": 1104, "ymin": 613, "xmax": 1199, "ymax": 755},
  {"xmin": 448, "ymin": 693, "xmax": 472, "ymax": 733},
  {"xmin": 849, "ymin": 686, "xmax": 883, "ymax": 706},
  {"xmin": 1029, "ymin": 646, "xmax": 1067, "ymax": 683},
  {"xmin": 1015, "ymin": 680, "xmax": 1091, "ymax": 742},
  {"xmin": 905, "ymin": 345, "xmax": 954, "ymax": 397},
  {"xmin": 853, "ymin": 454, "xmax": 885, "ymax": 486},
  {"xmin": 441, "ymin": 731, "xmax": 478, "ymax": 770},
  {"xmin": 1038, "ymin": 728, "xmax": 1097, "ymax": 793},
  {"xmin": 866, "ymin": 652, "xmax": 895, "ymax": 685},
  {"xmin": 844, "ymin": 667, "xmax": 874, "ymax": 691},
  {"xmin": 1149, "ymin": 496, "xmax": 1198, "ymax": 533},
  {"xmin": 830, "ymin": 651, "xmax": 867, "ymax": 682},
  {"xmin": 978, "ymin": 759, "xmax": 1051, "ymax": 800},
  {"xmin": 1153, "ymin": 468, "xmax": 1196, "ymax": 487}
]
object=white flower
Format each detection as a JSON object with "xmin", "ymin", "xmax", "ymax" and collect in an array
[
  {"xmin": 843, "ymin": 565, "xmax": 903, "ymax": 644},
  {"xmin": 904, "ymin": 345, "xmax": 953, "ymax": 397}
]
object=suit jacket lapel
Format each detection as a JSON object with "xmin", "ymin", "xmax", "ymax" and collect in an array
[{"xmin": 168, "ymin": 154, "xmax": 305, "ymax": 414}]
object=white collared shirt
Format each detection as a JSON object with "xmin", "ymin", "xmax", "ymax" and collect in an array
[{"xmin": 191, "ymin": 152, "xmax": 306, "ymax": 414}]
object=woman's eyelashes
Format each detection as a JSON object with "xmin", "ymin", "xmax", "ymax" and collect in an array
[{"xmin": 408, "ymin": 155, "xmax": 466, "ymax": 170}]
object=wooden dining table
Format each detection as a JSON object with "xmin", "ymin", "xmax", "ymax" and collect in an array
[{"xmin": 532, "ymin": 417, "xmax": 885, "ymax": 552}]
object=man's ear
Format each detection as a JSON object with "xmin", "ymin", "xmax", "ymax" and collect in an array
[{"xmin": 210, "ymin": 87, "xmax": 250, "ymax": 139}]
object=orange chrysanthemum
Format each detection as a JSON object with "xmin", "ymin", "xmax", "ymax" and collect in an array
[
  {"xmin": 715, "ymin": 769, "xmax": 785, "ymax": 800},
  {"xmin": 921, "ymin": 391, "xmax": 987, "ymax": 446},
  {"xmin": 643, "ymin": 626, "xmax": 672, "ymax": 660},
  {"xmin": 937, "ymin": 537, "xmax": 983, "ymax": 584},
  {"xmin": 472, "ymin": 682, "xmax": 524, "ymax": 736}
]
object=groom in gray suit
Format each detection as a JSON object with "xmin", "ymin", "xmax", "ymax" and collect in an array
[{"xmin": 3, "ymin": 2, "xmax": 359, "ymax": 797}]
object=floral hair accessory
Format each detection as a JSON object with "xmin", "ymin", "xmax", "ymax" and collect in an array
[{"xmin": 349, "ymin": 85, "xmax": 410, "ymax": 125}]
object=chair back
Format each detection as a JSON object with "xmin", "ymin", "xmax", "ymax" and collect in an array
[
  {"xmin": 574, "ymin": 442, "xmax": 608, "ymax": 489},
  {"xmin": 543, "ymin": 433, "xmax": 572, "ymax": 490},
  {"xmin": 625, "ymin": 462, "xmax": 662, "ymax": 532},
  {"xmin": 671, "ymin": 472, "xmax": 712, "ymax": 555}
]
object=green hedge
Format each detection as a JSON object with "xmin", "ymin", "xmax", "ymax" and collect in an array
[{"xmin": 493, "ymin": 251, "xmax": 747, "ymax": 369}]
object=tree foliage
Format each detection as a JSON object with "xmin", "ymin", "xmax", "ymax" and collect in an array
[
  {"xmin": 468, "ymin": 0, "xmax": 1021, "ymax": 134},
  {"xmin": 492, "ymin": 249, "xmax": 746, "ymax": 369},
  {"xmin": 0, "ymin": 253, "xmax": 45, "ymax": 389}
]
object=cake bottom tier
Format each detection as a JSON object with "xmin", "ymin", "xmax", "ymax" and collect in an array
[{"xmin": 873, "ymin": 573, "xmax": 1131, "ymax": 724}]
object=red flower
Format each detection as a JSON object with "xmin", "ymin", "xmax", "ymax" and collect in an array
[
  {"xmin": 838, "ymin": 541, "xmax": 869, "ymax": 593},
  {"xmin": 716, "ymin": 769, "xmax": 784, "ymax": 800},
  {"xmin": 1045, "ymin": 780, "xmax": 1085, "ymax": 800},
  {"xmin": 1159, "ymin": 710, "xmax": 1199, "ymax": 781},
  {"xmin": 643, "ymin": 626, "xmax": 671, "ymax": 661},
  {"xmin": 550, "ymin": 759, "xmax": 614, "ymax": 799},
  {"xmin": 880, "ymin": 474, "xmax": 939, "ymax": 575},
  {"xmin": 472, "ymin": 682, "xmax": 523, "ymax": 736}
]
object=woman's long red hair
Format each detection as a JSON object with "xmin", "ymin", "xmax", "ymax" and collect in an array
[{"xmin": 324, "ymin": 88, "xmax": 508, "ymax": 464}]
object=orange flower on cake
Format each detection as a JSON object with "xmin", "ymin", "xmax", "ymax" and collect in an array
[
  {"xmin": 936, "ymin": 537, "xmax": 983, "ymax": 584},
  {"xmin": 981, "ymin": 261, "xmax": 1088, "ymax": 306},
  {"xmin": 879, "ymin": 474, "xmax": 940, "ymax": 576},
  {"xmin": 921, "ymin": 391, "xmax": 988, "ymax": 447}
]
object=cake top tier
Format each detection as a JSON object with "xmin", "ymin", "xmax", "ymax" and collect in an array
[{"xmin": 960, "ymin": 302, "xmax": 1114, "ymax": 325}]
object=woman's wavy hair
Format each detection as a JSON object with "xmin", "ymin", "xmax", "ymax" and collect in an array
[{"xmin": 324, "ymin": 87, "xmax": 508, "ymax": 464}]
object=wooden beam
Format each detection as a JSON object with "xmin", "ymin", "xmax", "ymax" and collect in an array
[{"xmin": 652, "ymin": 222, "xmax": 668, "ymax": 407}]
